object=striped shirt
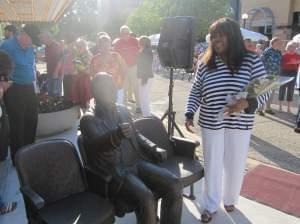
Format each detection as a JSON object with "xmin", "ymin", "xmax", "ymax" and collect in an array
[{"xmin": 185, "ymin": 53, "xmax": 269, "ymax": 130}]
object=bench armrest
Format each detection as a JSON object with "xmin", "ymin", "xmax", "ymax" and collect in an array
[
  {"xmin": 21, "ymin": 186, "xmax": 45, "ymax": 210},
  {"xmin": 171, "ymin": 136, "xmax": 200, "ymax": 159}
]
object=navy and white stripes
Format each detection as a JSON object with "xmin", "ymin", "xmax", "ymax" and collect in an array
[{"xmin": 186, "ymin": 53, "xmax": 270, "ymax": 130}]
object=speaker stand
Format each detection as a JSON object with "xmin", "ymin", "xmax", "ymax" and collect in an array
[{"xmin": 161, "ymin": 68, "xmax": 185, "ymax": 138}]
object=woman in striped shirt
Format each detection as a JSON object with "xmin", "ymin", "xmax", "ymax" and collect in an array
[{"xmin": 185, "ymin": 18, "xmax": 269, "ymax": 223}]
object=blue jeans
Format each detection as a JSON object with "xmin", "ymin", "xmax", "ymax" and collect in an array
[{"xmin": 47, "ymin": 77, "xmax": 62, "ymax": 96}]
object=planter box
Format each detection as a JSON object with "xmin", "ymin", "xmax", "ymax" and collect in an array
[{"xmin": 36, "ymin": 106, "xmax": 79, "ymax": 137}]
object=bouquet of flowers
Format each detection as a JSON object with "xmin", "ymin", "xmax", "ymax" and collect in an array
[
  {"xmin": 217, "ymin": 75, "xmax": 294, "ymax": 120},
  {"xmin": 244, "ymin": 75, "xmax": 294, "ymax": 98},
  {"xmin": 217, "ymin": 92, "xmax": 248, "ymax": 121},
  {"xmin": 72, "ymin": 45, "xmax": 92, "ymax": 74}
]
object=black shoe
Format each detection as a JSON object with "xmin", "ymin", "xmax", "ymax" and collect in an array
[
  {"xmin": 265, "ymin": 109, "xmax": 275, "ymax": 115},
  {"xmin": 257, "ymin": 111, "xmax": 265, "ymax": 116},
  {"xmin": 295, "ymin": 110, "xmax": 300, "ymax": 133}
]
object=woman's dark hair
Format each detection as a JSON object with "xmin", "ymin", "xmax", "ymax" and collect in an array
[
  {"xmin": 202, "ymin": 17, "xmax": 247, "ymax": 73},
  {"xmin": 139, "ymin": 36, "xmax": 151, "ymax": 49},
  {"xmin": 0, "ymin": 50, "xmax": 13, "ymax": 81}
]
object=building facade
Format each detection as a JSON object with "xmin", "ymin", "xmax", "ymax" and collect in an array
[{"xmin": 241, "ymin": 0, "xmax": 300, "ymax": 40}]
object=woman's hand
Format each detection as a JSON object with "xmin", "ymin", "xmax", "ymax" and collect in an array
[
  {"xmin": 185, "ymin": 118, "xmax": 195, "ymax": 133},
  {"xmin": 0, "ymin": 82, "xmax": 12, "ymax": 99},
  {"xmin": 224, "ymin": 98, "xmax": 249, "ymax": 115}
]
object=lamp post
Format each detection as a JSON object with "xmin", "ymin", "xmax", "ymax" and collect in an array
[
  {"xmin": 230, "ymin": 0, "xmax": 241, "ymax": 21},
  {"xmin": 242, "ymin": 13, "xmax": 248, "ymax": 28}
]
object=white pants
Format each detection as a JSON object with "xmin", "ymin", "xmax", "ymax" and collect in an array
[
  {"xmin": 117, "ymin": 89, "xmax": 124, "ymax": 105},
  {"xmin": 138, "ymin": 78, "xmax": 152, "ymax": 116},
  {"xmin": 201, "ymin": 128, "xmax": 251, "ymax": 213},
  {"xmin": 124, "ymin": 65, "xmax": 140, "ymax": 107}
]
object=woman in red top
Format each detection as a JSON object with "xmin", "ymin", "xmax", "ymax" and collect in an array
[
  {"xmin": 70, "ymin": 39, "xmax": 93, "ymax": 110},
  {"xmin": 91, "ymin": 35, "xmax": 127, "ymax": 104},
  {"xmin": 279, "ymin": 41, "xmax": 300, "ymax": 112}
]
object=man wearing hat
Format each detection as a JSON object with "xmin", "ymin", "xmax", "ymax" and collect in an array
[
  {"xmin": 0, "ymin": 24, "xmax": 40, "ymax": 163},
  {"xmin": 3, "ymin": 25, "xmax": 17, "ymax": 40}
]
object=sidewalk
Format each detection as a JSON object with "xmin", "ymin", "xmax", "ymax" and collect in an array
[{"xmin": 0, "ymin": 75, "xmax": 299, "ymax": 223}]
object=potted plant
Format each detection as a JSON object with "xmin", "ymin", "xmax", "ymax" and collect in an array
[{"xmin": 36, "ymin": 94, "xmax": 79, "ymax": 137}]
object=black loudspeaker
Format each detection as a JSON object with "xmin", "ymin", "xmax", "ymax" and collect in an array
[{"xmin": 157, "ymin": 16, "xmax": 196, "ymax": 69}]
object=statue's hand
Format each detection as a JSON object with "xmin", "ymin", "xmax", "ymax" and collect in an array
[{"xmin": 119, "ymin": 123, "xmax": 133, "ymax": 139}]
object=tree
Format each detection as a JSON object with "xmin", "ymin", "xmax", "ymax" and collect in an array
[
  {"xmin": 57, "ymin": 0, "xmax": 99, "ymax": 40},
  {"xmin": 103, "ymin": 14, "xmax": 128, "ymax": 39},
  {"xmin": 126, "ymin": 7, "xmax": 161, "ymax": 35},
  {"xmin": 127, "ymin": 0, "xmax": 232, "ymax": 39}
]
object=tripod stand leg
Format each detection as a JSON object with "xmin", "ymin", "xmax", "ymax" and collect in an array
[
  {"xmin": 160, "ymin": 67, "xmax": 185, "ymax": 137},
  {"xmin": 170, "ymin": 111, "xmax": 184, "ymax": 137},
  {"xmin": 174, "ymin": 121, "xmax": 185, "ymax": 137},
  {"xmin": 161, "ymin": 110, "xmax": 168, "ymax": 121}
]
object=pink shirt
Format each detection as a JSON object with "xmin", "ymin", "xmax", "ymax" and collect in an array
[
  {"xmin": 62, "ymin": 47, "xmax": 76, "ymax": 75},
  {"xmin": 45, "ymin": 41, "xmax": 63, "ymax": 77}
]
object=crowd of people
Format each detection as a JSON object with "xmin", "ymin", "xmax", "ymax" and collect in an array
[
  {"xmin": 37, "ymin": 25, "xmax": 154, "ymax": 116},
  {"xmin": 0, "ymin": 23, "xmax": 155, "ymax": 217},
  {"xmin": 250, "ymin": 37, "xmax": 300, "ymax": 132},
  {"xmin": 242, "ymin": 35, "xmax": 300, "ymax": 117},
  {"xmin": 0, "ymin": 17, "xmax": 299, "ymax": 223}
]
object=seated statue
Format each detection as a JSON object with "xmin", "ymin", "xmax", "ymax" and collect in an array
[{"xmin": 80, "ymin": 73, "xmax": 183, "ymax": 224}]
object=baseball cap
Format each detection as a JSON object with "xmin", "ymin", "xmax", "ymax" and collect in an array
[
  {"xmin": 4, "ymin": 24, "xmax": 17, "ymax": 35},
  {"xmin": 23, "ymin": 24, "xmax": 41, "ymax": 46}
]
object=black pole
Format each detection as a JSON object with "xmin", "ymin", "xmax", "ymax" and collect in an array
[
  {"xmin": 243, "ymin": 19, "xmax": 246, "ymax": 28},
  {"xmin": 167, "ymin": 67, "xmax": 174, "ymax": 137},
  {"xmin": 161, "ymin": 67, "xmax": 184, "ymax": 138},
  {"xmin": 230, "ymin": 0, "xmax": 241, "ymax": 21}
]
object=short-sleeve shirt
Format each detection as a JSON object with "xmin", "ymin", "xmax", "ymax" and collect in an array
[
  {"xmin": 260, "ymin": 47, "xmax": 282, "ymax": 76},
  {"xmin": 281, "ymin": 52, "xmax": 300, "ymax": 72},
  {"xmin": 91, "ymin": 51, "xmax": 127, "ymax": 89},
  {"xmin": 45, "ymin": 41, "xmax": 63, "ymax": 77},
  {"xmin": 0, "ymin": 36, "xmax": 35, "ymax": 85},
  {"xmin": 114, "ymin": 37, "xmax": 139, "ymax": 66}
]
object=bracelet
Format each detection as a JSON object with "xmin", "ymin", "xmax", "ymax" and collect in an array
[{"xmin": 185, "ymin": 112, "xmax": 194, "ymax": 120}]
